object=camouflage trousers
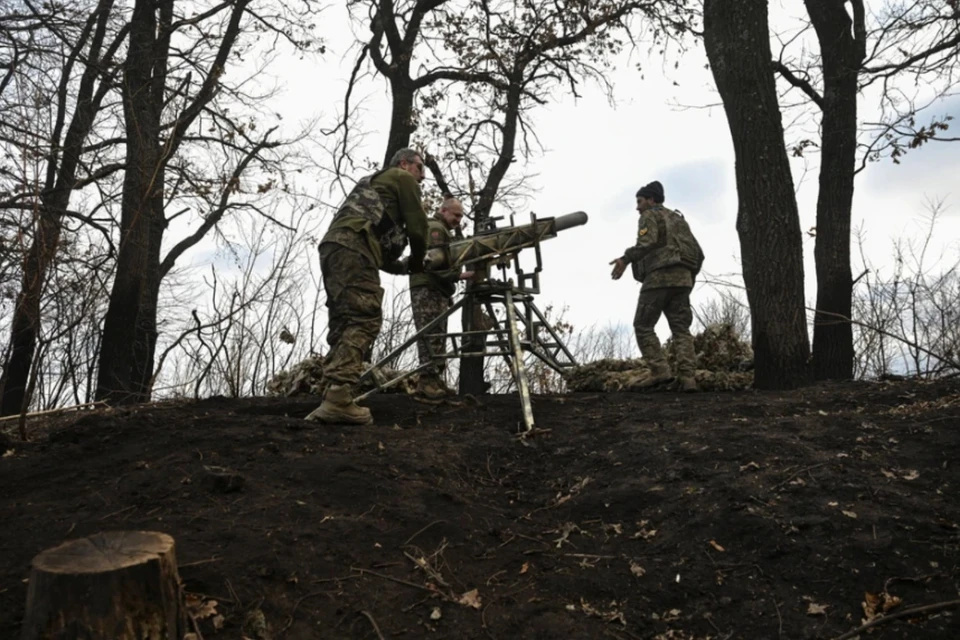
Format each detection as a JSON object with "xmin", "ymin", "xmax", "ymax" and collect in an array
[
  {"xmin": 634, "ymin": 286, "xmax": 696, "ymax": 377},
  {"xmin": 410, "ymin": 286, "xmax": 451, "ymax": 376},
  {"xmin": 319, "ymin": 242, "xmax": 384, "ymax": 387}
]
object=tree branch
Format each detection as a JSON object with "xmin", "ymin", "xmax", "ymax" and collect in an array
[
  {"xmin": 159, "ymin": 127, "xmax": 279, "ymax": 277},
  {"xmin": 772, "ymin": 60, "xmax": 824, "ymax": 108}
]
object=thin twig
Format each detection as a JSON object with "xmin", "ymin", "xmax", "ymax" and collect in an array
[
  {"xmin": 0, "ymin": 400, "xmax": 107, "ymax": 423},
  {"xmin": 830, "ymin": 599, "xmax": 960, "ymax": 640},
  {"xmin": 350, "ymin": 567, "xmax": 446, "ymax": 598},
  {"xmin": 772, "ymin": 462, "xmax": 830, "ymax": 492},
  {"xmin": 279, "ymin": 590, "xmax": 330, "ymax": 636},
  {"xmin": 98, "ymin": 505, "xmax": 137, "ymax": 521},
  {"xmin": 359, "ymin": 610, "xmax": 386, "ymax": 640},
  {"xmin": 404, "ymin": 520, "xmax": 446, "ymax": 546},
  {"xmin": 179, "ymin": 556, "xmax": 220, "ymax": 569}
]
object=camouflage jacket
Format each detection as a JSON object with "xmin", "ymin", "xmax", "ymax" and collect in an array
[
  {"xmin": 623, "ymin": 205, "xmax": 702, "ymax": 290},
  {"xmin": 410, "ymin": 215, "xmax": 460, "ymax": 297},
  {"xmin": 321, "ymin": 167, "xmax": 428, "ymax": 272}
]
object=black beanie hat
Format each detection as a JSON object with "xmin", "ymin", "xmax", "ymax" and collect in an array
[{"xmin": 636, "ymin": 180, "xmax": 664, "ymax": 203}]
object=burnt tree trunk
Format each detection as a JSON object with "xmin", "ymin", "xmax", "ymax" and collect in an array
[
  {"xmin": 95, "ymin": 0, "xmax": 171, "ymax": 404},
  {"xmin": 704, "ymin": 0, "xmax": 811, "ymax": 389},
  {"xmin": 806, "ymin": 0, "xmax": 865, "ymax": 381},
  {"xmin": 0, "ymin": 0, "xmax": 118, "ymax": 416},
  {"xmin": 21, "ymin": 531, "xmax": 187, "ymax": 640}
]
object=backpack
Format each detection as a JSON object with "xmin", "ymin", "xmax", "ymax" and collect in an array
[
  {"xmin": 330, "ymin": 172, "xmax": 408, "ymax": 264},
  {"xmin": 631, "ymin": 207, "xmax": 704, "ymax": 282}
]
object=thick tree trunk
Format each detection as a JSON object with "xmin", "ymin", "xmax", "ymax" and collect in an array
[
  {"xmin": 806, "ymin": 0, "xmax": 865, "ymax": 381},
  {"xmin": 0, "ymin": 0, "xmax": 117, "ymax": 416},
  {"xmin": 703, "ymin": 0, "xmax": 811, "ymax": 389},
  {"xmin": 382, "ymin": 80, "xmax": 416, "ymax": 167},
  {"xmin": 21, "ymin": 531, "xmax": 187, "ymax": 640},
  {"xmin": 95, "ymin": 0, "xmax": 170, "ymax": 405},
  {"xmin": 459, "ymin": 83, "xmax": 524, "ymax": 396}
]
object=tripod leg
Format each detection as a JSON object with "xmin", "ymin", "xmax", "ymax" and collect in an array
[
  {"xmin": 362, "ymin": 298, "xmax": 465, "ymax": 379},
  {"xmin": 504, "ymin": 288, "xmax": 535, "ymax": 433}
]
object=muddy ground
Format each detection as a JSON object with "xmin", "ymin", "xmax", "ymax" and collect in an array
[{"xmin": 1, "ymin": 380, "xmax": 959, "ymax": 639}]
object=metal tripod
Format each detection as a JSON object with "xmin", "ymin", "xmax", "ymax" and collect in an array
[{"xmin": 357, "ymin": 249, "xmax": 578, "ymax": 435}]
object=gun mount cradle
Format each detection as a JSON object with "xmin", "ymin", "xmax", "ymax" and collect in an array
[{"xmin": 357, "ymin": 212, "xmax": 588, "ymax": 436}]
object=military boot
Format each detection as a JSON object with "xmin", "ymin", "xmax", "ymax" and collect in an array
[
  {"xmin": 310, "ymin": 384, "xmax": 373, "ymax": 425},
  {"xmin": 637, "ymin": 363, "xmax": 673, "ymax": 388},
  {"xmin": 676, "ymin": 376, "xmax": 698, "ymax": 392},
  {"xmin": 416, "ymin": 374, "xmax": 448, "ymax": 402}
]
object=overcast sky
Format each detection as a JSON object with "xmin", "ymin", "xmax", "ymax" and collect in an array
[{"xmin": 223, "ymin": 3, "xmax": 960, "ymax": 354}]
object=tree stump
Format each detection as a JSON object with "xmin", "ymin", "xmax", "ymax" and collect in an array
[{"xmin": 21, "ymin": 530, "xmax": 188, "ymax": 640}]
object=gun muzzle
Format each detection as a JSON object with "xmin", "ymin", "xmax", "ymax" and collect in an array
[{"xmin": 554, "ymin": 211, "xmax": 589, "ymax": 233}]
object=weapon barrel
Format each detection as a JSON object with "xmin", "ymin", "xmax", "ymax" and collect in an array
[
  {"xmin": 554, "ymin": 211, "xmax": 588, "ymax": 233},
  {"xmin": 425, "ymin": 211, "xmax": 589, "ymax": 270}
]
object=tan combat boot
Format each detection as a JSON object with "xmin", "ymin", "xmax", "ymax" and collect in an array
[
  {"xmin": 310, "ymin": 384, "xmax": 373, "ymax": 425},
  {"xmin": 415, "ymin": 374, "xmax": 448, "ymax": 402},
  {"xmin": 638, "ymin": 363, "xmax": 673, "ymax": 388}
]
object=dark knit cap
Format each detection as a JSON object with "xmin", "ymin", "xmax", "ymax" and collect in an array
[{"xmin": 636, "ymin": 180, "xmax": 664, "ymax": 203}]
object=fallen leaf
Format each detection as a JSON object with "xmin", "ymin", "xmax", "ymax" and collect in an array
[
  {"xmin": 883, "ymin": 594, "xmax": 902, "ymax": 612},
  {"xmin": 842, "ymin": 510, "xmax": 858, "ymax": 519},
  {"xmin": 818, "ymin": 410, "xmax": 829, "ymax": 416},
  {"xmin": 629, "ymin": 561, "xmax": 645, "ymax": 577},
  {"xmin": 739, "ymin": 461, "xmax": 761, "ymax": 472},
  {"xmin": 458, "ymin": 589, "xmax": 482, "ymax": 609},
  {"xmin": 2, "ymin": 449, "xmax": 13, "ymax": 458},
  {"xmin": 212, "ymin": 615, "xmax": 225, "ymax": 631},
  {"xmin": 827, "ymin": 501, "xmax": 839, "ymax": 507},
  {"xmin": 881, "ymin": 469, "xmax": 896, "ymax": 479},
  {"xmin": 806, "ymin": 602, "xmax": 828, "ymax": 616},
  {"xmin": 863, "ymin": 591, "xmax": 882, "ymax": 623},
  {"xmin": 519, "ymin": 562, "xmax": 530, "ymax": 575},
  {"xmin": 184, "ymin": 594, "xmax": 218, "ymax": 620},
  {"xmin": 430, "ymin": 607, "xmax": 442, "ymax": 620},
  {"xmin": 902, "ymin": 469, "xmax": 920, "ymax": 481},
  {"xmin": 862, "ymin": 591, "xmax": 902, "ymax": 624},
  {"xmin": 709, "ymin": 540, "xmax": 726, "ymax": 552}
]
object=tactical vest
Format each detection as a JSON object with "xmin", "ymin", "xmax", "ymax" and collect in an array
[
  {"xmin": 632, "ymin": 206, "xmax": 705, "ymax": 282},
  {"xmin": 329, "ymin": 171, "xmax": 409, "ymax": 265}
]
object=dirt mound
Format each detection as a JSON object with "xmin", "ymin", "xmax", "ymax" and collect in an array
[
  {"xmin": 1, "ymin": 379, "xmax": 959, "ymax": 639},
  {"xmin": 2, "ymin": 379, "xmax": 960, "ymax": 639},
  {"xmin": 566, "ymin": 323, "xmax": 754, "ymax": 392}
]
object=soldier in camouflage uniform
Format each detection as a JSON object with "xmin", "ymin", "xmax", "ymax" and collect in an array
[
  {"xmin": 409, "ymin": 198, "xmax": 475, "ymax": 400},
  {"xmin": 309, "ymin": 148, "xmax": 429, "ymax": 424},
  {"xmin": 609, "ymin": 180, "xmax": 703, "ymax": 392}
]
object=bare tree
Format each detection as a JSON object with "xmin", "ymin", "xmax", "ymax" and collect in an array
[
  {"xmin": 0, "ymin": 0, "xmax": 126, "ymax": 415},
  {"xmin": 773, "ymin": 1, "xmax": 960, "ymax": 380},
  {"xmin": 94, "ymin": 0, "xmax": 319, "ymax": 404}
]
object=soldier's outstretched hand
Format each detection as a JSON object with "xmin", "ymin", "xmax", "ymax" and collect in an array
[{"xmin": 610, "ymin": 258, "xmax": 627, "ymax": 280}]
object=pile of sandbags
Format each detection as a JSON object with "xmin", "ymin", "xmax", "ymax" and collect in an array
[{"xmin": 564, "ymin": 323, "xmax": 754, "ymax": 392}]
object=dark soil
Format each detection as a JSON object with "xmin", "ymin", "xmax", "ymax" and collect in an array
[{"xmin": 2, "ymin": 380, "xmax": 960, "ymax": 640}]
